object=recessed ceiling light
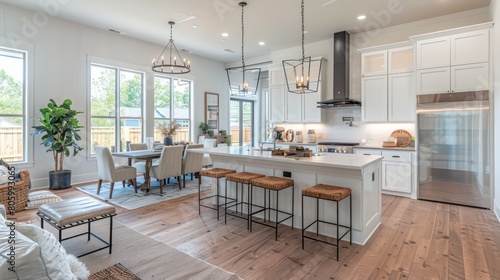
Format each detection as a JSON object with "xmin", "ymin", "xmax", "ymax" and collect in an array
[
  {"xmin": 357, "ymin": 15, "xmax": 366, "ymax": 20},
  {"xmin": 221, "ymin": 32, "xmax": 229, "ymax": 37},
  {"xmin": 192, "ymin": 25, "xmax": 198, "ymax": 28},
  {"xmin": 259, "ymin": 41, "xmax": 265, "ymax": 46}
]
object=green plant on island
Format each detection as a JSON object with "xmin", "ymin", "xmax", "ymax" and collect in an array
[{"xmin": 199, "ymin": 122, "xmax": 210, "ymax": 134}]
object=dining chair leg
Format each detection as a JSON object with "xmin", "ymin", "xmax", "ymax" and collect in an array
[
  {"xmin": 177, "ymin": 176, "xmax": 182, "ymax": 189},
  {"xmin": 159, "ymin": 179, "xmax": 164, "ymax": 194},
  {"xmin": 109, "ymin": 182, "xmax": 115, "ymax": 199},
  {"xmin": 97, "ymin": 179, "xmax": 103, "ymax": 195},
  {"xmin": 183, "ymin": 174, "xmax": 186, "ymax": 188},
  {"xmin": 122, "ymin": 181, "xmax": 126, "ymax": 188},
  {"xmin": 132, "ymin": 178, "xmax": 138, "ymax": 193}
]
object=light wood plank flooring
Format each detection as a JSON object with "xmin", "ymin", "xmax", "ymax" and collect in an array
[{"xmin": 15, "ymin": 185, "xmax": 500, "ymax": 279}]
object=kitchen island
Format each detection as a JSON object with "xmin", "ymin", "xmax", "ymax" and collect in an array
[{"xmin": 192, "ymin": 146, "xmax": 383, "ymax": 245}]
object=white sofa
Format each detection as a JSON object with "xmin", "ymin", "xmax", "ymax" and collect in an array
[{"xmin": 0, "ymin": 204, "xmax": 89, "ymax": 280}]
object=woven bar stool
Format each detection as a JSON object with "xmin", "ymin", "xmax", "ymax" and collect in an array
[
  {"xmin": 225, "ymin": 172, "xmax": 265, "ymax": 229},
  {"xmin": 302, "ymin": 184, "xmax": 352, "ymax": 261},
  {"xmin": 249, "ymin": 176, "xmax": 294, "ymax": 240},
  {"xmin": 199, "ymin": 168, "xmax": 236, "ymax": 219}
]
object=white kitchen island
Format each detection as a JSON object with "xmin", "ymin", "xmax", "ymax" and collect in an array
[{"xmin": 192, "ymin": 146, "xmax": 383, "ymax": 245}]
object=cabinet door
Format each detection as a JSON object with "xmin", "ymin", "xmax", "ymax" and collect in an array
[
  {"xmin": 416, "ymin": 67, "xmax": 451, "ymax": 95},
  {"xmin": 451, "ymin": 29, "xmax": 489, "ymax": 66},
  {"xmin": 382, "ymin": 161, "xmax": 412, "ymax": 193},
  {"xmin": 388, "ymin": 73, "xmax": 415, "ymax": 122},
  {"xmin": 302, "ymin": 83, "xmax": 323, "ymax": 123},
  {"xmin": 416, "ymin": 37, "xmax": 450, "ymax": 69},
  {"xmin": 286, "ymin": 90, "xmax": 302, "ymax": 122},
  {"xmin": 362, "ymin": 76, "xmax": 388, "ymax": 122},
  {"xmin": 388, "ymin": 46, "xmax": 414, "ymax": 74},
  {"xmin": 269, "ymin": 67, "xmax": 285, "ymax": 86},
  {"xmin": 362, "ymin": 50, "xmax": 387, "ymax": 76},
  {"xmin": 269, "ymin": 86, "xmax": 285, "ymax": 123},
  {"xmin": 451, "ymin": 63, "xmax": 489, "ymax": 92}
]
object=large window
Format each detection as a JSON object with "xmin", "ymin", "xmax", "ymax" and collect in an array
[
  {"xmin": 0, "ymin": 47, "xmax": 27, "ymax": 162},
  {"xmin": 154, "ymin": 77, "xmax": 191, "ymax": 142},
  {"xmin": 89, "ymin": 63, "xmax": 144, "ymax": 153}
]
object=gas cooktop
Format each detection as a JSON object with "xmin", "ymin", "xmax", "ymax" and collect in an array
[{"xmin": 317, "ymin": 142, "xmax": 359, "ymax": 146}]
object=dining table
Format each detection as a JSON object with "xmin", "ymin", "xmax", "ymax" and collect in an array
[{"xmin": 112, "ymin": 150, "xmax": 162, "ymax": 192}]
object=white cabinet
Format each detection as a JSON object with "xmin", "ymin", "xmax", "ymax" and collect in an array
[
  {"xmin": 388, "ymin": 73, "xmax": 415, "ymax": 122},
  {"xmin": 269, "ymin": 86, "xmax": 285, "ymax": 123},
  {"xmin": 414, "ymin": 29, "xmax": 490, "ymax": 95},
  {"xmin": 286, "ymin": 90, "xmax": 302, "ymax": 122},
  {"xmin": 360, "ymin": 44, "xmax": 415, "ymax": 122},
  {"xmin": 354, "ymin": 148, "xmax": 414, "ymax": 196},
  {"xmin": 381, "ymin": 150, "xmax": 412, "ymax": 194},
  {"xmin": 302, "ymin": 87, "xmax": 323, "ymax": 123},
  {"xmin": 361, "ymin": 76, "xmax": 388, "ymax": 122}
]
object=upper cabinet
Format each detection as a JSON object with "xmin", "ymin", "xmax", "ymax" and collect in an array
[
  {"xmin": 413, "ymin": 27, "xmax": 490, "ymax": 95},
  {"xmin": 360, "ymin": 43, "xmax": 415, "ymax": 122},
  {"xmin": 268, "ymin": 58, "xmax": 326, "ymax": 123}
]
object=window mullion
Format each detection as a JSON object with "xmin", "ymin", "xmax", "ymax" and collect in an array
[{"xmin": 115, "ymin": 69, "xmax": 120, "ymax": 151}]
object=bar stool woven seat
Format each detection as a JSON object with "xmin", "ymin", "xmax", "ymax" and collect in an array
[
  {"xmin": 302, "ymin": 184, "xmax": 352, "ymax": 261},
  {"xmin": 249, "ymin": 176, "xmax": 295, "ymax": 240},
  {"xmin": 198, "ymin": 168, "xmax": 236, "ymax": 219},
  {"xmin": 225, "ymin": 172, "xmax": 265, "ymax": 229}
]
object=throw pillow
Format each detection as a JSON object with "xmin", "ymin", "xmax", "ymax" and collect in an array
[
  {"xmin": 67, "ymin": 254, "xmax": 90, "ymax": 280},
  {"xmin": 16, "ymin": 223, "xmax": 76, "ymax": 280},
  {"xmin": 0, "ymin": 159, "xmax": 10, "ymax": 176},
  {"xmin": 26, "ymin": 190, "xmax": 63, "ymax": 209},
  {"xmin": 0, "ymin": 222, "xmax": 50, "ymax": 280}
]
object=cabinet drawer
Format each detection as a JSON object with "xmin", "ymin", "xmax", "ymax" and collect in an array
[
  {"xmin": 354, "ymin": 148, "xmax": 382, "ymax": 156},
  {"xmin": 382, "ymin": 150, "xmax": 411, "ymax": 162}
]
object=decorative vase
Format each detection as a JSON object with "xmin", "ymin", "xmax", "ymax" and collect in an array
[
  {"xmin": 49, "ymin": 170, "xmax": 72, "ymax": 190},
  {"xmin": 163, "ymin": 137, "xmax": 174, "ymax": 146}
]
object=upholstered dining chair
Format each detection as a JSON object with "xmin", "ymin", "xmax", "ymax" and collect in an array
[
  {"xmin": 202, "ymin": 138, "xmax": 217, "ymax": 167},
  {"xmin": 95, "ymin": 146, "xmax": 138, "ymax": 199},
  {"xmin": 129, "ymin": 143, "xmax": 148, "ymax": 176},
  {"xmin": 150, "ymin": 145, "xmax": 184, "ymax": 193},
  {"xmin": 182, "ymin": 144, "xmax": 204, "ymax": 187}
]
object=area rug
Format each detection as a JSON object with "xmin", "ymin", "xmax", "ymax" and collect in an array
[
  {"xmin": 89, "ymin": 263, "xmax": 140, "ymax": 280},
  {"xmin": 46, "ymin": 220, "xmax": 240, "ymax": 280},
  {"xmin": 76, "ymin": 177, "xmax": 212, "ymax": 210}
]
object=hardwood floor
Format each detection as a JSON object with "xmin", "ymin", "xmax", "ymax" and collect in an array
[{"xmin": 15, "ymin": 186, "xmax": 500, "ymax": 279}]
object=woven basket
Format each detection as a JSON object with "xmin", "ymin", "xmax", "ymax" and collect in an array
[{"xmin": 0, "ymin": 170, "xmax": 30, "ymax": 212}]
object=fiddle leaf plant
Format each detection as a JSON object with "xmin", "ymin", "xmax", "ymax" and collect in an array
[{"xmin": 32, "ymin": 99, "xmax": 84, "ymax": 172}]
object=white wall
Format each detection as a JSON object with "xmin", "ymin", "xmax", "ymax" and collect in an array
[
  {"xmin": 490, "ymin": 0, "xmax": 500, "ymax": 221},
  {"xmin": 1, "ymin": 4, "xmax": 228, "ymax": 188}
]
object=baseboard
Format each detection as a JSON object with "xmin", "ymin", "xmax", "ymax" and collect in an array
[{"xmin": 494, "ymin": 199, "xmax": 500, "ymax": 224}]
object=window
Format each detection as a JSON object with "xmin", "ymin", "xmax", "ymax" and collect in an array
[
  {"xmin": 154, "ymin": 77, "xmax": 191, "ymax": 142},
  {"xmin": 0, "ymin": 47, "xmax": 27, "ymax": 162},
  {"xmin": 89, "ymin": 63, "xmax": 144, "ymax": 153}
]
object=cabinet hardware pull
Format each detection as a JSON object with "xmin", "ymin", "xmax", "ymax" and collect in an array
[
  {"xmin": 364, "ymin": 154, "xmax": 370, "ymax": 155},
  {"xmin": 392, "ymin": 155, "xmax": 400, "ymax": 158},
  {"xmin": 372, "ymin": 172, "xmax": 375, "ymax": 181}
]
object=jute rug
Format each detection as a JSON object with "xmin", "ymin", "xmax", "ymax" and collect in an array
[
  {"xmin": 76, "ymin": 177, "xmax": 212, "ymax": 210},
  {"xmin": 47, "ymin": 219, "xmax": 239, "ymax": 280},
  {"xmin": 89, "ymin": 263, "xmax": 140, "ymax": 280}
]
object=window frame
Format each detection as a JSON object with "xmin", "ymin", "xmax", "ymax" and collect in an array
[
  {"xmin": 87, "ymin": 56, "xmax": 146, "ymax": 156},
  {"xmin": 0, "ymin": 38, "xmax": 34, "ymax": 167}
]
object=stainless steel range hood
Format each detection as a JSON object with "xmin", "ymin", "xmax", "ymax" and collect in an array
[{"xmin": 317, "ymin": 31, "xmax": 361, "ymax": 108}]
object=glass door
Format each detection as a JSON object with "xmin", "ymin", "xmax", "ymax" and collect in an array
[{"xmin": 230, "ymin": 99, "xmax": 254, "ymax": 146}]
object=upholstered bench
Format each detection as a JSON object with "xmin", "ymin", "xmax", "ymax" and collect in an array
[{"xmin": 37, "ymin": 197, "xmax": 116, "ymax": 257}]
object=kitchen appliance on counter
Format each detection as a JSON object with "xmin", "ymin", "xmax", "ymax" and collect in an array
[
  {"xmin": 317, "ymin": 142, "xmax": 359, "ymax": 153},
  {"xmin": 417, "ymin": 91, "xmax": 491, "ymax": 209},
  {"xmin": 273, "ymin": 126, "xmax": 285, "ymax": 141}
]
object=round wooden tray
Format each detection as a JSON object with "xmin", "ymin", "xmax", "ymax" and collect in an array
[{"xmin": 390, "ymin": 129, "xmax": 412, "ymax": 147}]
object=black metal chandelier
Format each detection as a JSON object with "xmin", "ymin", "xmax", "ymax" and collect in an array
[
  {"xmin": 226, "ymin": 2, "xmax": 261, "ymax": 96},
  {"xmin": 152, "ymin": 21, "xmax": 191, "ymax": 74},
  {"xmin": 282, "ymin": 0, "xmax": 322, "ymax": 94}
]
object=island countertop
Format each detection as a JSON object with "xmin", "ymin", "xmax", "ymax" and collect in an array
[{"xmin": 193, "ymin": 146, "xmax": 382, "ymax": 170}]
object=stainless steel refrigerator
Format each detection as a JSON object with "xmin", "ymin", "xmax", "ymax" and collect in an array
[{"xmin": 417, "ymin": 91, "xmax": 491, "ymax": 209}]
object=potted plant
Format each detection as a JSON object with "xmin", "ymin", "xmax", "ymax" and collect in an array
[
  {"xmin": 157, "ymin": 120, "xmax": 179, "ymax": 146},
  {"xmin": 199, "ymin": 122, "xmax": 210, "ymax": 135},
  {"xmin": 32, "ymin": 99, "xmax": 84, "ymax": 189}
]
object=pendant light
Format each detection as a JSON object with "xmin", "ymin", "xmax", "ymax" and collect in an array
[
  {"xmin": 152, "ymin": 21, "xmax": 191, "ymax": 74},
  {"xmin": 282, "ymin": 0, "xmax": 322, "ymax": 94},
  {"xmin": 226, "ymin": 2, "xmax": 261, "ymax": 96}
]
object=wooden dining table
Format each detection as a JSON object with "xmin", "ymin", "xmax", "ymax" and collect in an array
[{"xmin": 112, "ymin": 150, "xmax": 162, "ymax": 192}]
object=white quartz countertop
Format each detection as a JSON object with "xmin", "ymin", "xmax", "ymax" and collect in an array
[
  {"xmin": 193, "ymin": 146, "xmax": 382, "ymax": 170},
  {"xmin": 354, "ymin": 145, "xmax": 416, "ymax": 151}
]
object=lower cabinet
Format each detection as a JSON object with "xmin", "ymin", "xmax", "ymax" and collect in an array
[{"xmin": 354, "ymin": 148, "xmax": 415, "ymax": 197}]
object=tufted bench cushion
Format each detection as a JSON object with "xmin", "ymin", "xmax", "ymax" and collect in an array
[{"xmin": 38, "ymin": 197, "xmax": 115, "ymax": 227}]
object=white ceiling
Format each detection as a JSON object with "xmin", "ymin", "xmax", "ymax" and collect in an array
[{"xmin": 2, "ymin": 0, "xmax": 491, "ymax": 63}]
